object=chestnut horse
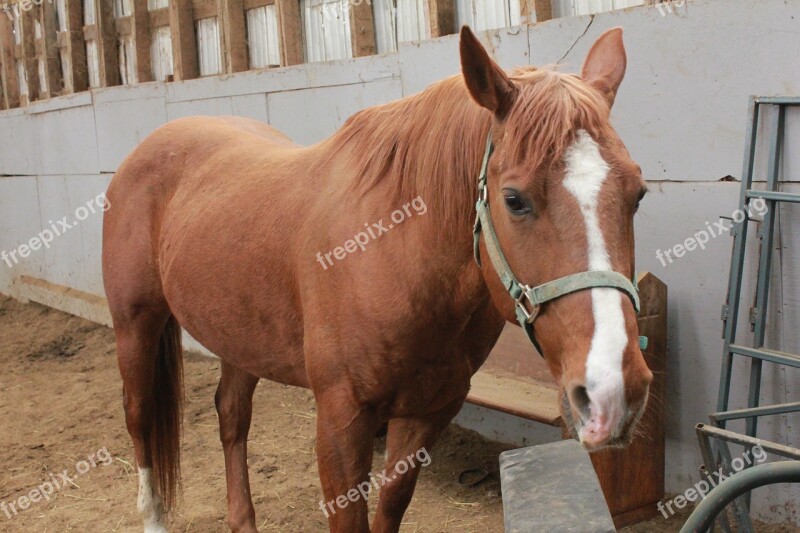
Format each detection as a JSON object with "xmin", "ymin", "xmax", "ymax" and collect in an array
[{"xmin": 102, "ymin": 26, "xmax": 652, "ymax": 533}]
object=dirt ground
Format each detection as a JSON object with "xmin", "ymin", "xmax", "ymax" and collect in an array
[{"xmin": 0, "ymin": 295, "xmax": 796, "ymax": 532}]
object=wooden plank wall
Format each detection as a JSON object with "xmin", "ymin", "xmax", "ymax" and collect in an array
[{"xmin": 0, "ymin": 0, "xmax": 547, "ymax": 109}]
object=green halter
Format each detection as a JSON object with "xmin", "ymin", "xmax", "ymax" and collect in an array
[{"xmin": 472, "ymin": 133, "xmax": 647, "ymax": 356}]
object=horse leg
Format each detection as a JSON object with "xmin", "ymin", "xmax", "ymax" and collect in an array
[
  {"xmin": 315, "ymin": 387, "xmax": 379, "ymax": 533},
  {"xmin": 371, "ymin": 398, "xmax": 465, "ymax": 533},
  {"xmin": 215, "ymin": 361, "xmax": 260, "ymax": 532},
  {"xmin": 114, "ymin": 307, "xmax": 179, "ymax": 533}
]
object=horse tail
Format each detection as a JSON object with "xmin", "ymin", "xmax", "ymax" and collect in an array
[{"xmin": 150, "ymin": 314, "xmax": 184, "ymax": 512}]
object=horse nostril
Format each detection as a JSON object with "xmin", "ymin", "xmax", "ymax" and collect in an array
[{"xmin": 569, "ymin": 384, "xmax": 592, "ymax": 421}]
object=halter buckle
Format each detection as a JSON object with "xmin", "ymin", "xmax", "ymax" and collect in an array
[
  {"xmin": 477, "ymin": 183, "xmax": 488, "ymax": 204},
  {"xmin": 515, "ymin": 289, "xmax": 541, "ymax": 324}
]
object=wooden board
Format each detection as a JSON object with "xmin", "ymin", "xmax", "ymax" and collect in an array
[
  {"xmin": 500, "ymin": 440, "xmax": 616, "ymax": 533},
  {"xmin": 64, "ymin": 0, "xmax": 89, "ymax": 93},
  {"xmin": 0, "ymin": 9, "xmax": 20, "ymax": 109},
  {"xmin": 349, "ymin": 0, "xmax": 376, "ymax": 58},
  {"xmin": 169, "ymin": 0, "xmax": 199, "ymax": 80},
  {"xmin": 467, "ymin": 370, "xmax": 561, "ymax": 426},
  {"xmin": 132, "ymin": 0, "xmax": 153, "ymax": 83},
  {"xmin": 275, "ymin": 0, "xmax": 302, "ymax": 66},
  {"xmin": 39, "ymin": 2, "xmax": 64, "ymax": 98},
  {"xmin": 18, "ymin": 4, "xmax": 40, "ymax": 103},
  {"xmin": 428, "ymin": 0, "xmax": 455, "ymax": 38},
  {"xmin": 96, "ymin": 0, "xmax": 121, "ymax": 87},
  {"xmin": 218, "ymin": 0, "xmax": 249, "ymax": 73}
]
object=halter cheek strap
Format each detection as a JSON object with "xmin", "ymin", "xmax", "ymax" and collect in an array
[{"xmin": 472, "ymin": 133, "xmax": 647, "ymax": 356}]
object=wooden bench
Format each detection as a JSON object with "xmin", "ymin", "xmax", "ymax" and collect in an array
[{"xmin": 466, "ymin": 272, "xmax": 667, "ymax": 528}]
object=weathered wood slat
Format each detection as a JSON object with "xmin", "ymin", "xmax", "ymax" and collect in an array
[
  {"xmin": 467, "ymin": 370, "xmax": 561, "ymax": 426},
  {"xmin": 218, "ymin": 0, "xmax": 248, "ymax": 73},
  {"xmin": 169, "ymin": 0, "xmax": 199, "ymax": 80},
  {"xmin": 500, "ymin": 440, "xmax": 616, "ymax": 533},
  {"xmin": 131, "ymin": 0, "xmax": 152, "ymax": 82},
  {"xmin": 428, "ymin": 0, "xmax": 455, "ymax": 38},
  {"xmin": 275, "ymin": 0, "xmax": 302, "ymax": 66},
  {"xmin": 96, "ymin": 0, "xmax": 121, "ymax": 86},
  {"xmin": 0, "ymin": 12, "xmax": 20, "ymax": 108},
  {"xmin": 64, "ymin": 0, "xmax": 89, "ymax": 93},
  {"xmin": 350, "ymin": 0, "xmax": 375, "ymax": 58}
]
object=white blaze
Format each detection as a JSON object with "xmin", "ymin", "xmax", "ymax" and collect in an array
[{"xmin": 562, "ymin": 130, "xmax": 628, "ymax": 426}]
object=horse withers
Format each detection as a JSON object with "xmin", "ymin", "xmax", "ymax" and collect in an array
[{"xmin": 102, "ymin": 25, "xmax": 652, "ymax": 533}]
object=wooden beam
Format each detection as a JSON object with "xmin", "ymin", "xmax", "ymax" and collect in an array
[
  {"xmin": 131, "ymin": 0, "xmax": 152, "ymax": 82},
  {"xmin": 114, "ymin": 15, "xmax": 132, "ymax": 35},
  {"xmin": 349, "ymin": 0, "xmax": 375, "ymax": 58},
  {"xmin": 521, "ymin": 0, "xmax": 552, "ymax": 23},
  {"xmin": 169, "ymin": 0, "xmax": 198, "ymax": 80},
  {"xmin": 148, "ymin": 7, "xmax": 169, "ymax": 28},
  {"xmin": 63, "ymin": 0, "xmax": 89, "ymax": 93},
  {"xmin": 0, "ymin": 11, "xmax": 20, "ymax": 108},
  {"xmin": 218, "ymin": 0, "xmax": 248, "ymax": 73},
  {"xmin": 467, "ymin": 371, "xmax": 560, "ymax": 426},
  {"xmin": 38, "ymin": 1, "xmax": 64, "ymax": 98},
  {"xmin": 18, "ymin": 4, "xmax": 39, "ymax": 102},
  {"xmin": 242, "ymin": 0, "xmax": 270, "ymax": 10},
  {"xmin": 192, "ymin": 0, "xmax": 217, "ymax": 19},
  {"xmin": 275, "ymin": 0, "xmax": 301, "ymax": 66},
  {"xmin": 95, "ymin": 0, "xmax": 120, "ymax": 86},
  {"xmin": 428, "ymin": 0, "xmax": 455, "ymax": 38}
]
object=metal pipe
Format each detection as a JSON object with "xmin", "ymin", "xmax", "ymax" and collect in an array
[
  {"xmin": 754, "ymin": 96, "xmax": 800, "ymax": 105},
  {"xmin": 680, "ymin": 461, "xmax": 800, "ymax": 533},
  {"xmin": 696, "ymin": 424, "xmax": 800, "ymax": 460},
  {"xmin": 710, "ymin": 402, "xmax": 800, "ymax": 423}
]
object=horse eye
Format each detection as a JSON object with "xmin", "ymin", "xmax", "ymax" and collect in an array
[{"xmin": 503, "ymin": 191, "xmax": 530, "ymax": 215}]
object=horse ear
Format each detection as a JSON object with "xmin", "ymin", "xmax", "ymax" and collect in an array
[
  {"xmin": 459, "ymin": 25, "xmax": 516, "ymax": 119},
  {"xmin": 581, "ymin": 27, "xmax": 627, "ymax": 108}
]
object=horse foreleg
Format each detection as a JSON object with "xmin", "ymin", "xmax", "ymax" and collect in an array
[
  {"xmin": 371, "ymin": 398, "xmax": 465, "ymax": 533},
  {"xmin": 215, "ymin": 361, "xmax": 260, "ymax": 532},
  {"xmin": 315, "ymin": 387, "xmax": 379, "ymax": 533}
]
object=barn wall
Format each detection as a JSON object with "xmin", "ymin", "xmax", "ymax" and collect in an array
[{"xmin": 0, "ymin": 0, "xmax": 798, "ymax": 523}]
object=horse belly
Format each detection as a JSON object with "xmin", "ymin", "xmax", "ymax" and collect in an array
[{"xmin": 159, "ymin": 189, "xmax": 308, "ymax": 387}]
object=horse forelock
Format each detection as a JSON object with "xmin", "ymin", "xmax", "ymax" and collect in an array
[{"xmin": 505, "ymin": 67, "xmax": 612, "ymax": 173}]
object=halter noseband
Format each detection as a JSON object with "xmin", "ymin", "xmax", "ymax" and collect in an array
[{"xmin": 472, "ymin": 133, "xmax": 647, "ymax": 356}]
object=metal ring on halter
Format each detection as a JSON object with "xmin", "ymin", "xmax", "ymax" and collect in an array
[
  {"xmin": 477, "ymin": 184, "xmax": 488, "ymax": 204},
  {"xmin": 515, "ymin": 289, "xmax": 541, "ymax": 324}
]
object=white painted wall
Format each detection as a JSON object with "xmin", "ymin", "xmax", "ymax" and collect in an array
[{"xmin": 0, "ymin": 0, "xmax": 798, "ymax": 524}]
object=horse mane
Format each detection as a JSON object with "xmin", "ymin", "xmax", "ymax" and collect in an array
[{"xmin": 315, "ymin": 67, "xmax": 611, "ymax": 231}]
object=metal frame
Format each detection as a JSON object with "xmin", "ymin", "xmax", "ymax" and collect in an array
[
  {"xmin": 680, "ymin": 460, "xmax": 800, "ymax": 533},
  {"xmin": 707, "ymin": 95, "xmax": 800, "ymax": 532}
]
